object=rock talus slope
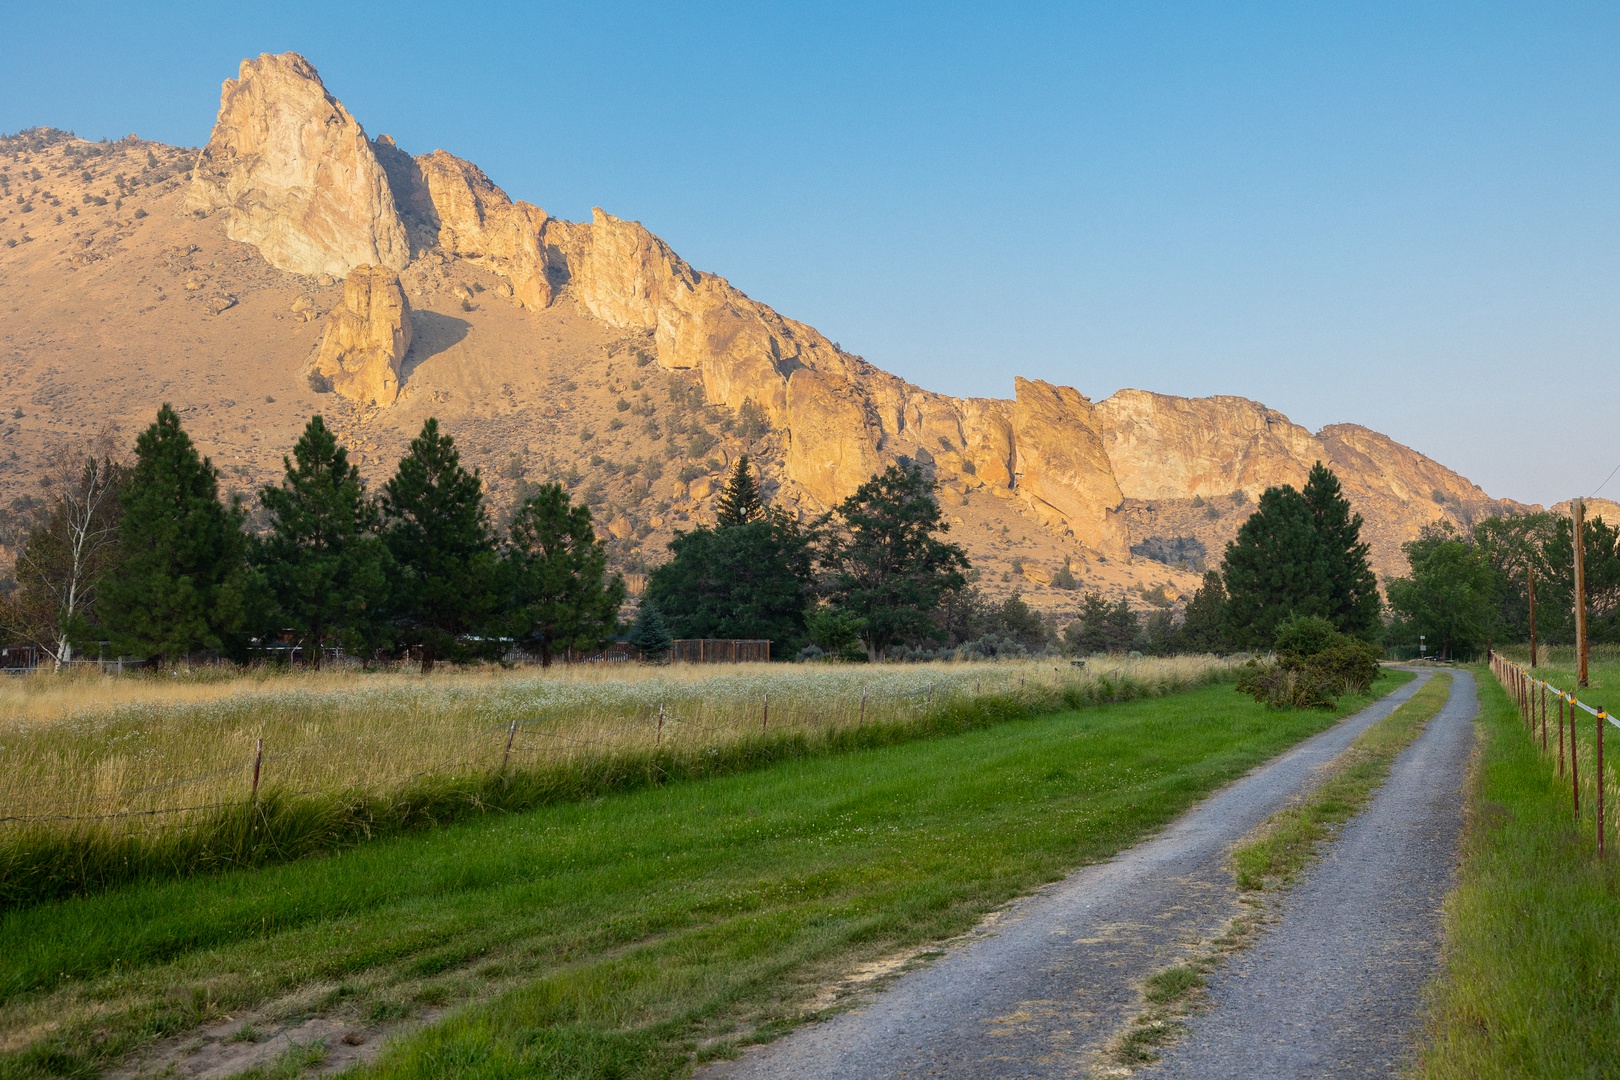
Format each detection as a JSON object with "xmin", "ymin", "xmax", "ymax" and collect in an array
[{"xmin": 0, "ymin": 51, "xmax": 1525, "ymax": 607}]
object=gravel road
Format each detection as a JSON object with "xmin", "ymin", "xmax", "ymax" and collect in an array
[
  {"xmin": 1140, "ymin": 669, "xmax": 1476, "ymax": 1079},
  {"xmin": 702, "ymin": 674, "xmax": 1436, "ymax": 1080}
]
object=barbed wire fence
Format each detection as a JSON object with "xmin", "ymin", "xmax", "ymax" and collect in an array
[
  {"xmin": 0, "ymin": 673, "xmax": 1050, "ymax": 829},
  {"xmin": 1490, "ymin": 651, "xmax": 1620, "ymax": 858}
]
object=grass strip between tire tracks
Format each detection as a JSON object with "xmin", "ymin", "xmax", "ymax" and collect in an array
[
  {"xmin": 1111, "ymin": 670, "xmax": 1452, "ymax": 1067},
  {"xmin": 1231, "ymin": 670, "xmax": 1453, "ymax": 893}
]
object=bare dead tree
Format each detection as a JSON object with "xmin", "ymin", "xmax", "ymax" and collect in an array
[{"xmin": 10, "ymin": 427, "xmax": 125, "ymax": 668}]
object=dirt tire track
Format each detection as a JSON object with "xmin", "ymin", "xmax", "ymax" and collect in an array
[
  {"xmin": 702, "ymin": 674, "xmax": 1436, "ymax": 1079},
  {"xmin": 1139, "ymin": 669, "xmax": 1476, "ymax": 1079}
]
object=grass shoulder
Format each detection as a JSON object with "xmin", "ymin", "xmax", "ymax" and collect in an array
[{"xmin": 1414, "ymin": 666, "xmax": 1620, "ymax": 1079}]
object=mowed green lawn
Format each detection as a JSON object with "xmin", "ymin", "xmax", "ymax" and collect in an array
[{"xmin": 0, "ymin": 675, "xmax": 1406, "ymax": 1080}]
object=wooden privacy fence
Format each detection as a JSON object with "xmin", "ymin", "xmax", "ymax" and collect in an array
[
  {"xmin": 1490, "ymin": 651, "xmax": 1620, "ymax": 858},
  {"xmin": 670, "ymin": 639, "xmax": 772, "ymax": 663}
]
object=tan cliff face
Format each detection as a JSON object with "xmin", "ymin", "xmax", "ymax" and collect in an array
[
  {"xmin": 308, "ymin": 266, "xmax": 412, "ymax": 407},
  {"xmin": 186, "ymin": 53, "xmax": 409, "ymax": 278},
  {"xmin": 0, "ymin": 52, "xmax": 1528, "ymax": 615}
]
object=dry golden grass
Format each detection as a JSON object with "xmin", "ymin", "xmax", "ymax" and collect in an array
[{"xmin": 0, "ymin": 657, "xmax": 1230, "ymax": 833}]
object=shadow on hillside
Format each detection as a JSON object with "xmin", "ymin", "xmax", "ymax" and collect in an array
[{"xmin": 402, "ymin": 310, "xmax": 471, "ymax": 383}]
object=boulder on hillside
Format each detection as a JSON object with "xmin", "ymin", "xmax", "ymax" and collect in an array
[{"xmin": 308, "ymin": 266, "xmax": 412, "ymax": 406}]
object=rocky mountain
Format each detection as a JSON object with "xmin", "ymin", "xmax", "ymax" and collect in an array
[{"xmin": 0, "ymin": 53, "xmax": 1524, "ymax": 615}]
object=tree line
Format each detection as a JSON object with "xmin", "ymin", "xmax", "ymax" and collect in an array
[
  {"xmin": 1, "ymin": 407, "xmax": 624, "ymax": 670},
  {"xmin": 0, "ymin": 405, "xmax": 987, "ymax": 668},
  {"xmin": 1381, "ymin": 509, "xmax": 1620, "ymax": 660},
  {"xmin": 5, "ymin": 405, "xmax": 1530, "ymax": 668}
]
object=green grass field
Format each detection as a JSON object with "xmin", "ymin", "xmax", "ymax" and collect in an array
[
  {"xmin": 0, "ymin": 674, "xmax": 1405, "ymax": 1080},
  {"xmin": 1416, "ymin": 665, "xmax": 1620, "ymax": 1079}
]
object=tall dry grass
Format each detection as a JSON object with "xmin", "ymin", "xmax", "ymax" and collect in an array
[{"xmin": 0, "ymin": 656, "xmax": 1233, "ymax": 907}]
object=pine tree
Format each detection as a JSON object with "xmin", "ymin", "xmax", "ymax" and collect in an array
[
  {"xmin": 627, "ymin": 600, "xmax": 673, "ymax": 659},
  {"xmin": 1174, "ymin": 570, "xmax": 1230, "ymax": 653},
  {"xmin": 255, "ymin": 416, "xmax": 390, "ymax": 667},
  {"xmin": 821, "ymin": 461, "xmax": 969, "ymax": 659},
  {"xmin": 381, "ymin": 418, "xmax": 500, "ymax": 671},
  {"xmin": 504, "ymin": 483, "xmax": 625, "ymax": 665},
  {"xmin": 1301, "ymin": 462, "xmax": 1381, "ymax": 639},
  {"xmin": 1221, "ymin": 484, "xmax": 1331, "ymax": 648},
  {"xmin": 98, "ymin": 404, "xmax": 248, "ymax": 663},
  {"xmin": 715, "ymin": 454, "xmax": 765, "ymax": 527},
  {"xmin": 646, "ymin": 499, "xmax": 813, "ymax": 654}
]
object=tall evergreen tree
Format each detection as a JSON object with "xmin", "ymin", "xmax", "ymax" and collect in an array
[
  {"xmin": 714, "ymin": 455, "xmax": 765, "ymax": 526},
  {"xmin": 646, "ymin": 506, "xmax": 813, "ymax": 654},
  {"xmin": 381, "ymin": 418, "xmax": 500, "ymax": 671},
  {"xmin": 504, "ymin": 483, "xmax": 625, "ymax": 665},
  {"xmin": 1064, "ymin": 591, "xmax": 1138, "ymax": 654},
  {"xmin": 821, "ymin": 461, "xmax": 969, "ymax": 659},
  {"xmin": 1221, "ymin": 485, "xmax": 1329, "ymax": 648},
  {"xmin": 98, "ymin": 404, "xmax": 248, "ymax": 663},
  {"xmin": 1173, "ymin": 570, "xmax": 1230, "ymax": 653},
  {"xmin": 1301, "ymin": 462, "xmax": 1381, "ymax": 638},
  {"xmin": 255, "ymin": 416, "xmax": 390, "ymax": 667}
]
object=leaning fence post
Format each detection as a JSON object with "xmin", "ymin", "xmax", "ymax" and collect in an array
[
  {"xmin": 657, "ymin": 702, "xmax": 666, "ymax": 745},
  {"xmin": 762, "ymin": 691, "xmax": 769, "ymax": 734},
  {"xmin": 251, "ymin": 737, "xmax": 263, "ymax": 803},
  {"xmin": 501, "ymin": 718, "xmax": 518, "ymax": 775}
]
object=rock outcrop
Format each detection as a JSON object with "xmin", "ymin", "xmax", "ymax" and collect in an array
[
  {"xmin": 187, "ymin": 53, "xmax": 409, "ymax": 277},
  {"xmin": 1011, "ymin": 379, "xmax": 1129, "ymax": 557},
  {"xmin": 1094, "ymin": 390, "xmax": 1321, "ymax": 500},
  {"xmin": 167, "ymin": 51, "xmax": 1522, "ymax": 577},
  {"xmin": 308, "ymin": 266, "xmax": 413, "ymax": 406}
]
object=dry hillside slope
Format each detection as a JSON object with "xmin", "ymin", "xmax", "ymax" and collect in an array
[{"xmin": 0, "ymin": 52, "xmax": 1524, "ymax": 617}]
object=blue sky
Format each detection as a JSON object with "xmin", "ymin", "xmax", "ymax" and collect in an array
[{"xmin": 5, "ymin": 2, "xmax": 1617, "ymax": 505}]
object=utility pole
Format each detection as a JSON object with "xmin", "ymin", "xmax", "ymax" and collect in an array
[
  {"xmin": 1574, "ymin": 498, "xmax": 1589, "ymax": 688},
  {"xmin": 1528, "ymin": 563, "xmax": 1538, "ymax": 668}
]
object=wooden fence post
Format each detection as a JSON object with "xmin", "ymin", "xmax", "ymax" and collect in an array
[
  {"xmin": 1574, "ymin": 498, "xmax": 1590, "ymax": 688},
  {"xmin": 860, "ymin": 686, "xmax": 867, "ymax": 724},
  {"xmin": 762, "ymin": 692, "xmax": 769, "ymax": 734},
  {"xmin": 501, "ymin": 719, "xmax": 518, "ymax": 775},
  {"xmin": 1528, "ymin": 565, "xmax": 1538, "ymax": 668},
  {"xmin": 657, "ymin": 702, "xmax": 665, "ymax": 745}
]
